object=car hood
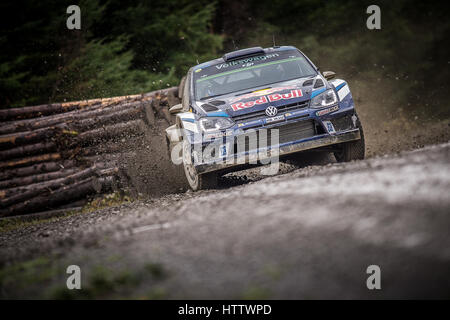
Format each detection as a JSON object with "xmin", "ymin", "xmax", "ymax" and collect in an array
[{"xmin": 198, "ymin": 79, "xmax": 316, "ymax": 117}]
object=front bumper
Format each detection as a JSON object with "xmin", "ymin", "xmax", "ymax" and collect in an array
[{"xmin": 195, "ymin": 128, "xmax": 361, "ymax": 174}]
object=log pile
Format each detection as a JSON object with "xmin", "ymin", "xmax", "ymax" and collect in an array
[{"xmin": 0, "ymin": 87, "xmax": 180, "ymax": 217}]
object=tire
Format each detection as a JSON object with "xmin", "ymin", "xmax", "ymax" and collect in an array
[
  {"xmin": 182, "ymin": 139, "xmax": 217, "ymax": 191},
  {"xmin": 334, "ymin": 116, "xmax": 365, "ymax": 162}
]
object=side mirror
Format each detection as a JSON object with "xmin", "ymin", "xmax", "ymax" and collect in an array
[
  {"xmin": 322, "ymin": 71, "xmax": 336, "ymax": 80},
  {"xmin": 169, "ymin": 103, "xmax": 183, "ymax": 114}
]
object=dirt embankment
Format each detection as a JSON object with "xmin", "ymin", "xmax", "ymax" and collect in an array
[
  {"xmin": 348, "ymin": 76, "xmax": 450, "ymax": 157},
  {"xmin": 116, "ymin": 118, "xmax": 187, "ymax": 197}
]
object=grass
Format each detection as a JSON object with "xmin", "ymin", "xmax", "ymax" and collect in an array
[
  {"xmin": 80, "ymin": 192, "xmax": 133, "ymax": 214},
  {"xmin": 48, "ymin": 265, "xmax": 140, "ymax": 299},
  {"xmin": 0, "ymin": 256, "xmax": 58, "ymax": 298},
  {"xmin": 47, "ymin": 261, "xmax": 170, "ymax": 300}
]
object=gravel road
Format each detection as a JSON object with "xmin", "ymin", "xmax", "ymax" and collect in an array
[{"xmin": 1, "ymin": 142, "xmax": 449, "ymax": 299}]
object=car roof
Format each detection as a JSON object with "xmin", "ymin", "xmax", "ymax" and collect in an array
[{"xmin": 192, "ymin": 46, "xmax": 299, "ymax": 71}]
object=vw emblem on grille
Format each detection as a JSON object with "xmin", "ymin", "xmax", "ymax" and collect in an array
[{"xmin": 265, "ymin": 106, "xmax": 278, "ymax": 117}]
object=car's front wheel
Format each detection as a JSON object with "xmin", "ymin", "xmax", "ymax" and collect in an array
[
  {"xmin": 334, "ymin": 116, "xmax": 365, "ymax": 162},
  {"xmin": 182, "ymin": 139, "xmax": 217, "ymax": 191}
]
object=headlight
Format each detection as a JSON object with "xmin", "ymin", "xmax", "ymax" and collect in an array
[
  {"xmin": 310, "ymin": 89, "xmax": 337, "ymax": 108},
  {"xmin": 199, "ymin": 117, "xmax": 234, "ymax": 132}
]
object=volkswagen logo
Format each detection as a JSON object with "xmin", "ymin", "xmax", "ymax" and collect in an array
[{"xmin": 265, "ymin": 106, "xmax": 278, "ymax": 117}]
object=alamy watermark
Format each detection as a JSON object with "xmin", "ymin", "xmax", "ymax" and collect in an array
[
  {"xmin": 366, "ymin": 265, "xmax": 381, "ymax": 290},
  {"xmin": 366, "ymin": 5, "xmax": 381, "ymax": 30},
  {"xmin": 66, "ymin": 5, "xmax": 81, "ymax": 30},
  {"xmin": 66, "ymin": 265, "xmax": 81, "ymax": 289}
]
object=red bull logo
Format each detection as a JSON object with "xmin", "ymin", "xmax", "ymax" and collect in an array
[{"xmin": 231, "ymin": 89, "xmax": 303, "ymax": 111}]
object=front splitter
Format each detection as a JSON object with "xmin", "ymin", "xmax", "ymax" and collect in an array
[{"xmin": 195, "ymin": 129, "xmax": 361, "ymax": 174}]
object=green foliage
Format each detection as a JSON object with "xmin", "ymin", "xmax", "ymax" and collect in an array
[
  {"xmin": 81, "ymin": 191, "xmax": 133, "ymax": 213},
  {"xmin": 47, "ymin": 263, "xmax": 170, "ymax": 299},
  {"xmin": 106, "ymin": 0, "xmax": 223, "ymax": 76},
  {"xmin": 50, "ymin": 37, "xmax": 178, "ymax": 102},
  {"xmin": 0, "ymin": 0, "xmax": 222, "ymax": 108},
  {"xmin": 0, "ymin": 257, "xmax": 57, "ymax": 292}
]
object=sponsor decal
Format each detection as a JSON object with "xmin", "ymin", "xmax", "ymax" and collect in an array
[
  {"xmin": 220, "ymin": 145, "xmax": 227, "ymax": 156},
  {"xmin": 231, "ymin": 96, "xmax": 268, "ymax": 111},
  {"xmin": 266, "ymin": 114, "xmax": 285, "ymax": 124},
  {"xmin": 228, "ymin": 86, "xmax": 297, "ymax": 103},
  {"xmin": 231, "ymin": 89, "xmax": 303, "ymax": 111},
  {"xmin": 215, "ymin": 53, "xmax": 280, "ymax": 70},
  {"xmin": 337, "ymin": 84, "xmax": 350, "ymax": 101},
  {"xmin": 267, "ymin": 89, "xmax": 303, "ymax": 102},
  {"xmin": 316, "ymin": 105, "xmax": 339, "ymax": 116},
  {"xmin": 322, "ymin": 120, "xmax": 336, "ymax": 134}
]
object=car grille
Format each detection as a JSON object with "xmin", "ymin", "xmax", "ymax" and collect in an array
[
  {"xmin": 234, "ymin": 120, "xmax": 315, "ymax": 152},
  {"xmin": 232, "ymin": 100, "xmax": 309, "ymax": 123}
]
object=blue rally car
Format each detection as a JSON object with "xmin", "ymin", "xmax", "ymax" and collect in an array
[{"xmin": 166, "ymin": 46, "xmax": 365, "ymax": 190}]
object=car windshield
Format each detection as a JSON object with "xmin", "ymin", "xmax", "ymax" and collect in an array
[{"xmin": 193, "ymin": 49, "xmax": 316, "ymax": 100}]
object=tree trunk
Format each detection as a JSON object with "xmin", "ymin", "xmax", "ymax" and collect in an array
[
  {"xmin": 0, "ymin": 100, "xmax": 145, "ymax": 135},
  {"xmin": 71, "ymin": 104, "xmax": 145, "ymax": 131},
  {"xmin": 0, "ymin": 142, "xmax": 57, "ymax": 160},
  {"xmin": 0, "ymin": 109, "xmax": 146, "ymax": 158},
  {"xmin": 0, "ymin": 124, "xmax": 69, "ymax": 150},
  {"xmin": 0, "ymin": 87, "xmax": 176, "ymax": 122},
  {"xmin": 0, "ymin": 160, "xmax": 76, "ymax": 181},
  {"xmin": 0, "ymin": 168, "xmax": 78, "ymax": 189},
  {"xmin": 0, "ymin": 166, "xmax": 99, "ymax": 207},
  {"xmin": 0, "ymin": 94, "xmax": 140, "ymax": 121},
  {"xmin": 0, "ymin": 153, "xmax": 61, "ymax": 170},
  {"xmin": 2, "ymin": 165, "xmax": 98, "ymax": 197},
  {"xmin": 76, "ymin": 119, "xmax": 146, "ymax": 146},
  {"xmin": 77, "ymin": 138, "xmax": 141, "ymax": 157},
  {"xmin": 0, "ymin": 177, "xmax": 98, "ymax": 217}
]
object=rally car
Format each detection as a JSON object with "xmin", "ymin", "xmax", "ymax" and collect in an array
[{"xmin": 166, "ymin": 46, "xmax": 365, "ymax": 190}]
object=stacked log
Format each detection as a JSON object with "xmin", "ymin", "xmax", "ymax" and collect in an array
[{"xmin": 0, "ymin": 87, "xmax": 179, "ymax": 217}]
